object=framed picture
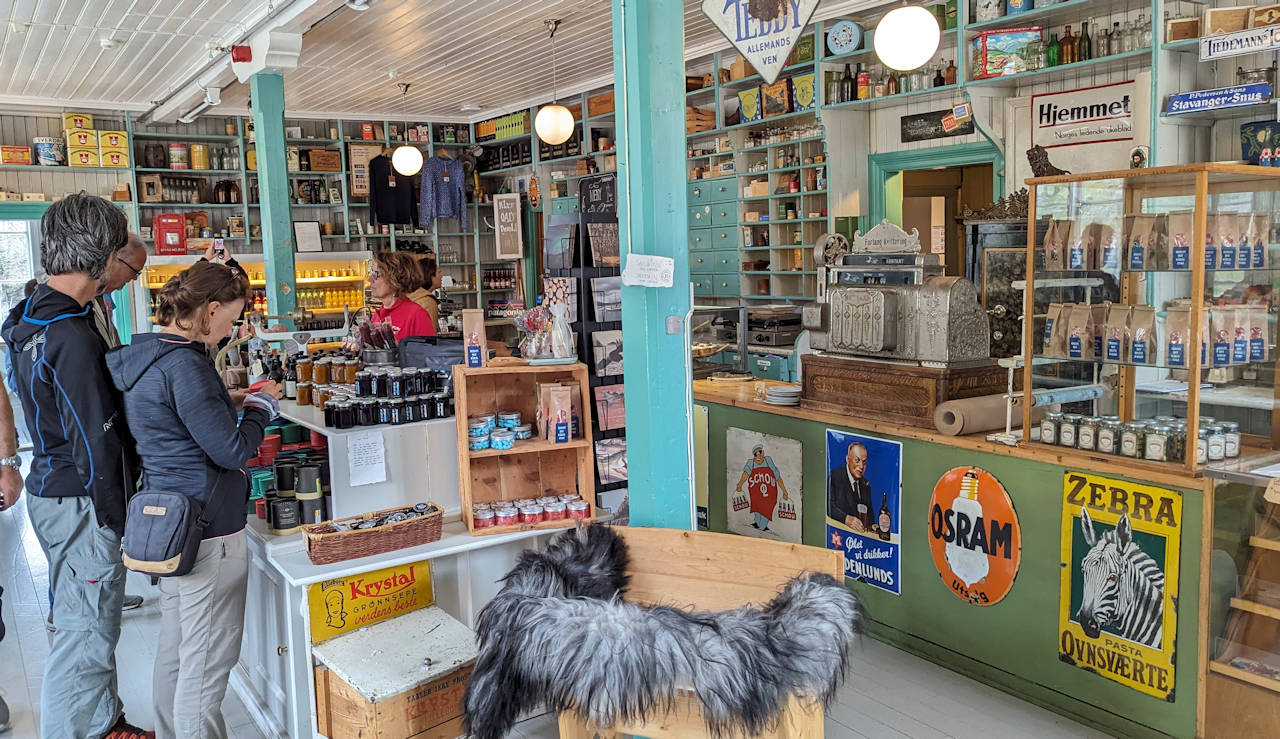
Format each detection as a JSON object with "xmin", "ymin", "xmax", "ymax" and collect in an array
[
  {"xmin": 591, "ymin": 330, "xmax": 624, "ymax": 376},
  {"xmin": 593, "ymin": 384, "xmax": 626, "ymax": 430},
  {"xmin": 761, "ymin": 80, "xmax": 793, "ymax": 118},
  {"xmin": 328, "ymin": 186, "xmax": 343, "ymax": 204},
  {"xmin": 294, "ymin": 221, "xmax": 323, "ymax": 253}
]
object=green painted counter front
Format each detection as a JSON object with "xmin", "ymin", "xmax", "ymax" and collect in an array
[{"xmin": 698, "ymin": 400, "xmax": 1201, "ymax": 739}]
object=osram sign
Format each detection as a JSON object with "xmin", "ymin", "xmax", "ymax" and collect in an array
[{"xmin": 927, "ymin": 466, "xmax": 1022, "ymax": 606}]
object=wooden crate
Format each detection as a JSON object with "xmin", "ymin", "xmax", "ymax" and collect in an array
[
  {"xmin": 307, "ymin": 149, "xmax": 341, "ymax": 171},
  {"xmin": 587, "ymin": 92, "xmax": 614, "ymax": 118},
  {"xmin": 453, "ymin": 363, "xmax": 596, "ymax": 535}
]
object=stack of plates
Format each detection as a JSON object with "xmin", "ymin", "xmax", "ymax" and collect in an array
[{"xmin": 764, "ymin": 385, "xmax": 802, "ymax": 406}]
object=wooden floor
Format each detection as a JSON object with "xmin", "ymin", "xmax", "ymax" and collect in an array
[{"xmin": 0, "ymin": 453, "xmax": 1109, "ymax": 739}]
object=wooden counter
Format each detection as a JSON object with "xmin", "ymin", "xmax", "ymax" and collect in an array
[{"xmin": 693, "ymin": 379, "xmax": 1206, "ymax": 490}]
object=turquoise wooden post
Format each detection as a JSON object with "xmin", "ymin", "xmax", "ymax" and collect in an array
[
  {"xmin": 611, "ymin": 0, "xmax": 694, "ymax": 530},
  {"xmin": 250, "ymin": 72, "xmax": 297, "ymax": 319}
]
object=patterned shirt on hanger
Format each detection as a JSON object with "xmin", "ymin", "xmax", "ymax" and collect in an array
[{"xmin": 419, "ymin": 155, "xmax": 467, "ymax": 229}]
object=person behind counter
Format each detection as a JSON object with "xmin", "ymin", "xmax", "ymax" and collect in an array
[
  {"xmin": 408, "ymin": 255, "xmax": 442, "ymax": 327},
  {"xmin": 106, "ymin": 261, "xmax": 282, "ymax": 739},
  {"xmin": 369, "ymin": 251, "xmax": 435, "ymax": 339}
]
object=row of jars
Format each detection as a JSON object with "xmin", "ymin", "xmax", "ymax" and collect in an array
[
  {"xmin": 1041, "ymin": 413, "xmax": 1241, "ymax": 464},
  {"xmin": 354, "ymin": 366, "xmax": 452, "ymax": 399},
  {"xmin": 321, "ymin": 393, "xmax": 455, "ymax": 429},
  {"xmin": 473, "ymin": 497, "xmax": 591, "ymax": 529}
]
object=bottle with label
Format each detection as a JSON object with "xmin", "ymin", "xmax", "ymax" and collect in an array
[
  {"xmin": 945, "ymin": 59, "xmax": 957, "ymax": 84},
  {"xmin": 887, "ymin": 70, "xmax": 899, "ymax": 95},
  {"xmin": 873, "ymin": 66, "xmax": 887, "ymax": 97},
  {"xmin": 856, "ymin": 63, "xmax": 870, "ymax": 100},
  {"xmin": 841, "ymin": 64, "xmax": 855, "ymax": 102},
  {"xmin": 877, "ymin": 491, "xmax": 892, "ymax": 541},
  {"xmin": 284, "ymin": 359, "xmax": 298, "ymax": 400}
]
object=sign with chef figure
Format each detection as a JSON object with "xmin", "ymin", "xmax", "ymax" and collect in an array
[
  {"xmin": 307, "ymin": 560, "xmax": 435, "ymax": 643},
  {"xmin": 928, "ymin": 467, "xmax": 1022, "ymax": 606},
  {"xmin": 825, "ymin": 429, "xmax": 902, "ymax": 595},
  {"xmin": 727, "ymin": 429, "xmax": 801, "ymax": 543}
]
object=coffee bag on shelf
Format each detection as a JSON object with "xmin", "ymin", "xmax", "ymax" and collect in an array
[
  {"xmin": 1103, "ymin": 303, "xmax": 1130, "ymax": 362},
  {"xmin": 1203, "ymin": 213, "xmax": 1220, "ymax": 270},
  {"xmin": 1123, "ymin": 214, "xmax": 1154, "ymax": 270},
  {"xmin": 1129, "ymin": 305, "xmax": 1157, "ymax": 365},
  {"xmin": 1165, "ymin": 305, "xmax": 1190, "ymax": 368},
  {"xmin": 1249, "ymin": 304, "xmax": 1269, "ymax": 361},
  {"xmin": 1044, "ymin": 219, "xmax": 1071, "ymax": 271},
  {"xmin": 1232, "ymin": 305, "xmax": 1250, "ymax": 363},
  {"xmin": 1094, "ymin": 222, "xmax": 1120, "ymax": 270},
  {"xmin": 1091, "ymin": 303, "xmax": 1108, "ymax": 358},
  {"xmin": 1065, "ymin": 303, "xmax": 1094, "ymax": 359},
  {"xmin": 1067, "ymin": 220, "xmax": 1092, "ymax": 270},
  {"xmin": 1211, "ymin": 306, "xmax": 1234, "ymax": 365},
  {"xmin": 1217, "ymin": 211, "xmax": 1240, "ymax": 270},
  {"xmin": 1044, "ymin": 302, "xmax": 1066, "ymax": 356},
  {"xmin": 1167, "ymin": 210, "xmax": 1195, "ymax": 271},
  {"xmin": 1246, "ymin": 212, "xmax": 1270, "ymax": 268}
]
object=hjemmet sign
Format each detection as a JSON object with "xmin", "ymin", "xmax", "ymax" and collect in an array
[{"xmin": 702, "ymin": 0, "xmax": 822, "ymax": 85}]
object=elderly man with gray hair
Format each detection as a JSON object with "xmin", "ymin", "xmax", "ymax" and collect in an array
[{"xmin": 2, "ymin": 193, "xmax": 150, "ymax": 739}]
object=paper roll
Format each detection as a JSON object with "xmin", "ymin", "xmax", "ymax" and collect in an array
[{"xmin": 934, "ymin": 394, "xmax": 1046, "ymax": 437}]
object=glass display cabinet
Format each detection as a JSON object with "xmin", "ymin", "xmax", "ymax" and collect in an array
[
  {"xmin": 690, "ymin": 305, "xmax": 747, "ymax": 379},
  {"xmin": 1021, "ymin": 164, "xmax": 1280, "ymax": 473}
]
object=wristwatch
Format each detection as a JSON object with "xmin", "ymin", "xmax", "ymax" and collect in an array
[{"xmin": 0, "ymin": 456, "xmax": 20, "ymax": 470}]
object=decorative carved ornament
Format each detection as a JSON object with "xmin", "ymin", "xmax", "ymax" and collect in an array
[
  {"xmin": 961, "ymin": 188, "xmax": 1030, "ymax": 221},
  {"xmin": 852, "ymin": 219, "xmax": 922, "ymax": 254}
]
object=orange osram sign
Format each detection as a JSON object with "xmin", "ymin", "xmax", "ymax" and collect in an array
[{"xmin": 927, "ymin": 467, "xmax": 1022, "ymax": 606}]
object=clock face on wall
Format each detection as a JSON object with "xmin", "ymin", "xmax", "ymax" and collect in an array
[{"xmin": 826, "ymin": 20, "xmax": 863, "ymax": 55}]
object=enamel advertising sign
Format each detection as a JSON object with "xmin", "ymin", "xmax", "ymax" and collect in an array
[{"xmin": 701, "ymin": 0, "xmax": 822, "ymax": 85}]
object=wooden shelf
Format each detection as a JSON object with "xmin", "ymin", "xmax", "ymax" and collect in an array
[
  {"xmin": 1230, "ymin": 597, "xmax": 1280, "ymax": 621},
  {"xmin": 468, "ymin": 437, "xmax": 591, "ymax": 458},
  {"xmin": 1209, "ymin": 661, "xmax": 1280, "ymax": 694}
]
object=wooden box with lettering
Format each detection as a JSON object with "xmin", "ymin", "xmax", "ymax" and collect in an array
[
  {"xmin": 306, "ymin": 149, "xmax": 342, "ymax": 171},
  {"xmin": 800, "ymin": 354, "xmax": 1010, "ymax": 428},
  {"xmin": 588, "ymin": 91, "xmax": 614, "ymax": 118},
  {"xmin": 1203, "ymin": 5, "xmax": 1252, "ymax": 34},
  {"xmin": 314, "ymin": 606, "xmax": 476, "ymax": 739}
]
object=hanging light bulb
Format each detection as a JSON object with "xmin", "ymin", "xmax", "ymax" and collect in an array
[
  {"xmin": 534, "ymin": 19, "xmax": 576, "ymax": 146},
  {"xmin": 392, "ymin": 82, "xmax": 423, "ymax": 176},
  {"xmin": 873, "ymin": 4, "xmax": 941, "ymax": 71}
]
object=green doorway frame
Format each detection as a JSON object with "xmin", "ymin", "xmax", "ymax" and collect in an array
[{"xmin": 866, "ymin": 141, "xmax": 1005, "ymax": 228}]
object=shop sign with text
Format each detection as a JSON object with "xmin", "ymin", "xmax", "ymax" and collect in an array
[
  {"xmin": 1166, "ymin": 84, "xmax": 1272, "ymax": 116},
  {"xmin": 1059, "ymin": 472, "xmax": 1181, "ymax": 700},
  {"xmin": 307, "ymin": 560, "xmax": 434, "ymax": 643},
  {"xmin": 702, "ymin": 0, "xmax": 821, "ymax": 85},
  {"xmin": 1032, "ymin": 81, "xmax": 1135, "ymax": 149},
  {"xmin": 928, "ymin": 467, "xmax": 1021, "ymax": 606},
  {"xmin": 1201, "ymin": 26, "xmax": 1280, "ymax": 61},
  {"xmin": 825, "ymin": 429, "xmax": 902, "ymax": 595}
]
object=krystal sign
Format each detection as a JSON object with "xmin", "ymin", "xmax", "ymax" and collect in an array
[{"xmin": 702, "ymin": 0, "xmax": 822, "ymax": 85}]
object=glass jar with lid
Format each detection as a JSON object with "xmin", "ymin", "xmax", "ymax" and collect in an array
[
  {"xmin": 1059, "ymin": 414, "xmax": 1081, "ymax": 447},
  {"xmin": 1097, "ymin": 419, "xmax": 1121, "ymax": 455},
  {"xmin": 1078, "ymin": 417, "xmax": 1101, "ymax": 451},
  {"xmin": 1040, "ymin": 412, "xmax": 1062, "ymax": 445},
  {"xmin": 1207, "ymin": 425, "xmax": 1226, "ymax": 461},
  {"xmin": 1196, "ymin": 428, "xmax": 1208, "ymax": 465},
  {"xmin": 1167, "ymin": 423, "xmax": 1187, "ymax": 464},
  {"xmin": 1144, "ymin": 424, "xmax": 1170, "ymax": 462},
  {"xmin": 1220, "ymin": 421, "xmax": 1241, "ymax": 458}
]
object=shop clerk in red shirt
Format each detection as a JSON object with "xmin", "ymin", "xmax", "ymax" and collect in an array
[{"xmin": 369, "ymin": 251, "xmax": 435, "ymax": 339}]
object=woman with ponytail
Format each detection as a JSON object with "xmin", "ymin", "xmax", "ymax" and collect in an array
[{"xmin": 106, "ymin": 261, "xmax": 282, "ymax": 739}]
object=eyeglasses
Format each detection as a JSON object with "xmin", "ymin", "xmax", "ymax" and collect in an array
[
  {"xmin": 116, "ymin": 254, "xmax": 143, "ymax": 280},
  {"xmin": 368, "ymin": 269, "xmax": 382, "ymax": 280}
]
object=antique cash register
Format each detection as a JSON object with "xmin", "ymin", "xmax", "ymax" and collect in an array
[{"xmin": 799, "ymin": 221, "xmax": 1004, "ymax": 427}]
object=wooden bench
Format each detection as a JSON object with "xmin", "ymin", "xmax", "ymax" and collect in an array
[{"xmin": 557, "ymin": 527, "xmax": 845, "ymax": 739}]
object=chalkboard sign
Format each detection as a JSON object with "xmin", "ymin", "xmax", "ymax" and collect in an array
[
  {"xmin": 493, "ymin": 192, "xmax": 523, "ymax": 260},
  {"xmin": 900, "ymin": 109, "xmax": 974, "ymax": 143},
  {"xmin": 579, "ymin": 173, "xmax": 617, "ymax": 222}
]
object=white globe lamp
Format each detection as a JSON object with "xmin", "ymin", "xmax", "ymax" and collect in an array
[
  {"xmin": 391, "ymin": 144, "xmax": 423, "ymax": 176},
  {"xmin": 873, "ymin": 5, "xmax": 941, "ymax": 71},
  {"xmin": 535, "ymin": 104, "xmax": 575, "ymax": 146}
]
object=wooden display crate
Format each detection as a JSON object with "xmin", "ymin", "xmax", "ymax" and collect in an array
[{"xmin": 453, "ymin": 363, "xmax": 596, "ymax": 535}]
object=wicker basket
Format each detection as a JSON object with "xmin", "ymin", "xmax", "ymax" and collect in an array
[{"xmin": 302, "ymin": 503, "xmax": 443, "ymax": 565}]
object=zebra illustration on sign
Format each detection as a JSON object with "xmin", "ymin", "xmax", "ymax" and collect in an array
[{"xmin": 1076, "ymin": 510, "xmax": 1164, "ymax": 647}]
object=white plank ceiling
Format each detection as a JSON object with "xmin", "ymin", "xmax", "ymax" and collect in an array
[{"xmin": 1, "ymin": 0, "xmax": 875, "ymax": 121}]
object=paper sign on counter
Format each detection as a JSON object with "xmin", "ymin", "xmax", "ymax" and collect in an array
[
  {"xmin": 621, "ymin": 254, "xmax": 675, "ymax": 288},
  {"xmin": 348, "ymin": 430, "xmax": 387, "ymax": 487}
]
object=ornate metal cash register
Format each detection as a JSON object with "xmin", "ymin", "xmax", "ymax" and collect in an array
[{"xmin": 799, "ymin": 221, "xmax": 1004, "ymax": 427}]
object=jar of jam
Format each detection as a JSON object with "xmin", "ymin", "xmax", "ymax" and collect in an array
[
  {"xmin": 473, "ymin": 508, "xmax": 495, "ymax": 529},
  {"xmin": 1077, "ymin": 417, "xmax": 1101, "ymax": 451},
  {"xmin": 1059, "ymin": 414, "xmax": 1080, "ymax": 447},
  {"xmin": 417, "ymin": 394, "xmax": 435, "ymax": 420},
  {"xmin": 335, "ymin": 401, "xmax": 355, "ymax": 430},
  {"xmin": 1207, "ymin": 425, "xmax": 1226, "ymax": 461},
  {"xmin": 372, "ymin": 368, "xmax": 390, "ymax": 398},
  {"xmin": 494, "ymin": 506, "xmax": 519, "ymax": 526},
  {"xmin": 519, "ymin": 504, "xmax": 544, "ymax": 524},
  {"xmin": 1097, "ymin": 419, "xmax": 1119, "ymax": 455},
  {"xmin": 377, "ymin": 399, "xmax": 392, "ymax": 425},
  {"xmin": 1221, "ymin": 421, "xmax": 1241, "ymax": 458},
  {"xmin": 402, "ymin": 395, "xmax": 418, "ymax": 423},
  {"xmin": 1144, "ymin": 424, "xmax": 1170, "ymax": 461},
  {"xmin": 402, "ymin": 367, "xmax": 420, "ymax": 395},
  {"xmin": 433, "ymin": 370, "xmax": 450, "ymax": 394},
  {"xmin": 388, "ymin": 368, "xmax": 406, "ymax": 398},
  {"xmin": 356, "ymin": 398, "xmax": 377, "ymax": 426},
  {"xmin": 433, "ymin": 393, "xmax": 449, "ymax": 419},
  {"xmin": 343, "ymin": 359, "xmax": 359, "ymax": 384},
  {"xmin": 389, "ymin": 398, "xmax": 405, "ymax": 425},
  {"xmin": 296, "ymin": 381, "xmax": 313, "ymax": 406},
  {"xmin": 296, "ymin": 357, "xmax": 313, "ymax": 383},
  {"xmin": 1040, "ymin": 412, "xmax": 1061, "ymax": 445},
  {"xmin": 323, "ymin": 400, "xmax": 338, "ymax": 428},
  {"xmin": 567, "ymin": 500, "xmax": 590, "ymax": 520},
  {"xmin": 355, "ymin": 370, "xmax": 373, "ymax": 396},
  {"xmin": 1121, "ymin": 422, "xmax": 1145, "ymax": 458},
  {"xmin": 313, "ymin": 357, "xmax": 331, "ymax": 385},
  {"xmin": 544, "ymin": 501, "xmax": 567, "ymax": 520},
  {"xmin": 1196, "ymin": 428, "xmax": 1209, "ymax": 465},
  {"xmin": 314, "ymin": 385, "xmax": 332, "ymax": 409}
]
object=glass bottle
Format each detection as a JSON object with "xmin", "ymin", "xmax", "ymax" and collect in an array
[
  {"xmin": 856, "ymin": 63, "xmax": 870, "ymax": 100},
  {"xmin": 1097, "ymin": 24, "xmax": 1110, "ymax": 57},
  {"xmin": 1061, "ymin": 25, "xmax": 1075, "ymax": 64},
  {"xmin": 826, "ymin": 74, "xmax": 841, "ymax": 105},
  {"xmin": 914, "ymin": 68, "xmax": 928, "ymax": 90},
  {"xmin": 933, "ymin": 64, "xmax": 945, "ymax": 87},
  {"xmin": 945, "ymin": 58, "xmax": 957, "ymax": 84},
  {"xmin": 1080, "ymin": 21, "xmax": 1092, "ymax": 61},
  {"xmin": 1047, "ymin": 33, "xmax": 1061, "ymax": 67},
  {"xmin": 841, "ymin": 63, "xmax": 855, "ymax": 103},
  {"xmin": 873, "ymin": 66, "xmax": 887, "ymax": 97},
  {"xmin": 1138, "ymin": 12, "xmax": 1151, "ymax": 48},
  {"xmin": 888, "ymin": 70, "xmax": 899, "ymax": 95},
  {"xmin": 1112, "ymin": 21, "xmax": 1124, "ymax": 54}
]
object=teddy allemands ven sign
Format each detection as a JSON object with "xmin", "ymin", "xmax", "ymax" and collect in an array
[{"xmin": 702, "ymin": 0, "xmax": 822, "ymax": 85}]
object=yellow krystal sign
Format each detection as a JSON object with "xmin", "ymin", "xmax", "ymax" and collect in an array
[
  {"xmin": 1058, "ymin": 472, "xmax": 1181, "ymax": 700},
  {"xmin": 308, "ymin": 561, "xmax": 434, "ymax": 643}
]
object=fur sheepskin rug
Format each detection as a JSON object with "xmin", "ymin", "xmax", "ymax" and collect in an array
[{"xmin": 463, "ymin": 524, "xmax": 865, "ymax": 739}]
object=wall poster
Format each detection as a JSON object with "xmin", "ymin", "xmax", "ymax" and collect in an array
[
  {"xmin": 694, "ymin": 404, "xmax": 709, "ymax": 531},
  {"xmin": 825, "ymin": 430, "xmax": 902, "ymax": 595},
  {"xmin": 1059, "ymin": 471, "xmax": 1181, "ymax": 700},
  {"xmin": 726, "ymin": 428, "xmax": 801, "ymax": 542},
  {"xmin": 928, "ymin": 467, "xmax": 1022, "ymax": 606}
]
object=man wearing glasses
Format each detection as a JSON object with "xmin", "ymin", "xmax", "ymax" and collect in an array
[{"xmin": 91, "ymin": 233, "xmax": 147, "ymax": 347}]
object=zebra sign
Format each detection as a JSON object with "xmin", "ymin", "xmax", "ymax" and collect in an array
[{"xmin": 1058, "ymin": 472, "xmax": 1181, "ymax": 701}]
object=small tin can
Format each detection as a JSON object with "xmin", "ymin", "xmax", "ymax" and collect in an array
[
  {"xmin": 189, "ymin": 143, "xmax": 209, "ymax": 170},
  {"xmin": 473, "ymin": 509, "xmax": 495, "ymax": 529},
  {"xmin": 512, "ymin": 423, "xmax": 533, "ymax": 440},
  {"xmin": 490, "ymin": 429, "xmax": 515, "ymax": 450},
  {"xmin": 497, "ymin": 411, "xmax": 522, "ymax": 428},
  {"xmin": 567, "ymin": 500, "xmax": 590, "ymax": 520},
  {"xmin": 468, "ymin": 433, "xmax": 491, "ymax": 452},
  {"xmin": 544, "ymin": 501, "xmax": 567, "ymax": 520},
  {"xmin": 519, "ymin": 504, "xmax": 545, "ymax": 524},
  {"xmin": 494, "ymin": 506, "xmax": 519, "ymax": 526},
  {"xmin": 168, "ymin": 143, "xmax": 190, "ymax": 169}
]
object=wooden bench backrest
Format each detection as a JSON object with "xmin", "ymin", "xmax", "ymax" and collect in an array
[{"xmin": 614, "ymin": 527, "xmax": 845, "ymax": 612}]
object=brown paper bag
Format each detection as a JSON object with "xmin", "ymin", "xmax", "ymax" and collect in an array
[
  {"xmin": 1129, "ymin": 305, "xmax": 1156, "ymax": 365},
  {"xmin": 1165, "ymin": 305, "xmax": 1191, "ymax": 368},
  {"xmin": 1123, "ymin": 214, "xmax": 1154, "ymax": 270},
  {"xmin": 1044, "ymin": 302, "xmax": 1066, "ymax": 356},
  {"xmin": 1217, "ymin": 212, "xmax": 1241, "ymax": 269},
  {"xmin": 1065, "ymin": 304, "xmax": 1093, "ymax": 359},
  {"xmin": 544, "ymin": 385, "xmax": 573, "ymax": 443},
  {"xmin": 1091, "ymin": 304, "xmax": 1108, "ymax": 358},
  {"xmin": 1067, "ymin": 220, "xmax": 1092, "ymax": 270},
  {"xmin": 1249, "ymin": 304, "xmax": 1269, "ymax": 362},
  {"xmin": 1246, "ymin": 212, "xmax": 1271, "ymax": 268},
  {"xmin": 1103, "ymin": 303, "xmax": 1130, "ymax": 362},
  {"xmin": 461, "ymin": 309, "xmax": 488, "ymax": 367},
  {"xmin": 1044, "ymin": 219, "xmax": 1071, "ymax": 271},
  {"xmin": 1094, "ymin": 222, "xmax": 1120, "ymax": 270},
  {"xmin": 1211, "ymin": 307, "xmax": 1234, "ymax": 365},
  {"xmin": 1167, "ymin": 210, "xmax": 1195, "ymax": 270}
]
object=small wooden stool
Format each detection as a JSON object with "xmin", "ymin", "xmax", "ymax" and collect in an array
[{"xmin": 557, "ymin": 527, "xmax": 845, "ymax": 739}]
